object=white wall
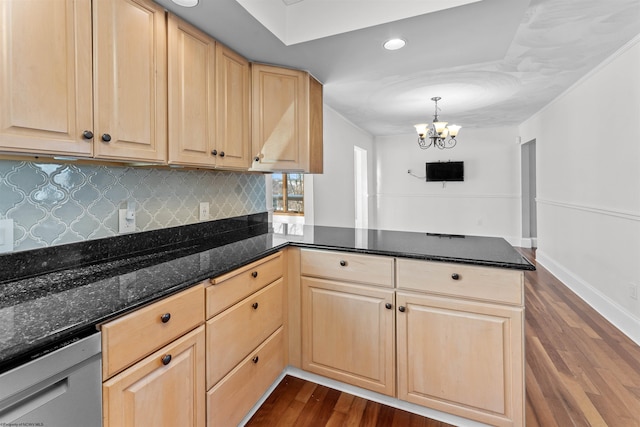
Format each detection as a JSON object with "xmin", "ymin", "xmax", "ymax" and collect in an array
[
  {"xmin": 374, "ymin": 127, "xmax": 521, "ymax": 244},
  {"xmin": 313, "ymin": 106, "xmax": 375, "ymax": 228},
  {"xmin": 519, "ymin": 36, "xmax": 640, "ymax": 344}
]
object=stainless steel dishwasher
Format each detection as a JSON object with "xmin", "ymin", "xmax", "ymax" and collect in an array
[{"xmin": 0, "ymin": 332, "xmax": 102, "ymax": 426}]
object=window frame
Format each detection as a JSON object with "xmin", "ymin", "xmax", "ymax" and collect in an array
[{"xmin": 273, "ymin": 173, "xmax": 304, "ymax": 216}]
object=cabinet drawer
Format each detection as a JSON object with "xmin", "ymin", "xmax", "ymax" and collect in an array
[
  {"xmin": 396, "ymin": 258, "xmax": 523, "ymax": 306},
  {"xmin": 206, "ymin": 278, "xmax": 283, "ymax": 389},
  {"xmin": 207, "ymin": 327, "xmax": 285, "ymax": 427},
  {"xmin": 103, "ymin": 325, "xmax": 206, "ymax": 427},
  {"xmin": 301, "ymin": 249, "xmax": 394, "ymax": 288},
  {"xmin": 102, "ymin": 284, "xmax": 205, "ymax": 379},
  {"xmin": 206, "ymin": 252, "xmax": 283, "ymax": 319}
]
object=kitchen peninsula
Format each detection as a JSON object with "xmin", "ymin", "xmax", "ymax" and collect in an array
[{"xmin": 0, "ymin": 213, "xmax": 533, "ymax": 427}]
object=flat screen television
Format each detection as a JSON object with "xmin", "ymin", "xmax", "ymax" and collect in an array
[{"xmin": 426, "ymin": 161, "xmax": 464, "ymax": 182}]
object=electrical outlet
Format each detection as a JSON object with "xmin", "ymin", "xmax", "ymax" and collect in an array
[
  {"xmin": 0, "ymin": 219, "xmax": 14, "ymax": 253},
  {"xmin": 199, "ymin": 202, "xmax": 210, "ymax": 221},
  {"xmin": 630, "ymin": 283, "xmax": 638, "ymax": 301},
  {"xmin": 119, "ymin": 209, "xmax": 136, "ymax": 234}
]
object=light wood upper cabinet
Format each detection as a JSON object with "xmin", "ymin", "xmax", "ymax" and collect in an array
[
  {"xmin": 215, "ymin": 44, "xmax": 251, "ymax": 169},
  {"xmin": 93, "ymin": 0, "xmax": 167, "ymax": 162},
  {"xmin": 251, "ymin": 64, "xmax": 323, "ymax": 173},
  {"xmin": 167, "ymin": 15, "xmax": 250, "ymax": 170},
  {"xmin": 0, "ymin": 0, "xmax": 93, "ymax": 156},
  {"xmin": 167, "ymin": 14, "xmax": 216, "ymax": 167},
  {"xmin": 0, "ymin": 0, "xmax": 167, "ymax": 162}
]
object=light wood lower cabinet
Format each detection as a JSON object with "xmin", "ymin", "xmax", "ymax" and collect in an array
[
  {"xmin": 103, "ymin": 325, "xmax": 205, "ymax": 427},
  {"xmin": 101, "ymin": 284, "xmax": 206, "ymax": 427},
  {"xmin": 206, "ymin": 278, "xmax": 284, "ymax": 388},
  {"xmin": 205, "ymin": 251, "xmax": 286, "ymax": 427},
  {"xmin": 207, "ymin": 327, "xmax": 285, "ymax": 427},
  {"xmin": 301, "ymin": 277, "xmax": 395, "ymax": 396},
  {"xmin": 298, "ymin": 249, "xmax": 525, "ymax": 427},
  {"xmin": 396, "ymin": 292, "xmax": 524, "ymax": 427}
]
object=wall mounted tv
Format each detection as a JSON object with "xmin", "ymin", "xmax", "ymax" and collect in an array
[{"xmin": 426, "ymin": 161, "xmax": 464, "ymax": 182}]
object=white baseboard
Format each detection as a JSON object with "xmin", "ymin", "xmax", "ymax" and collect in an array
[
  {"xmin": 519, "ymin": 238, "xmax": 532, "ymax": 248},
  {"xmin": 239, "ymin": 370, "xmax": 288, "ymax": 426},
  {"xmin": 536, "ymin": 250, "xmax": 640, "ymax": 346},
  {"xmin": 516, "ymin": 237, "xmax": 537, "ymax": 248},
  {"xmin": 240, "ymin": 366, "xmax": 490, "ymax": 427},
  {"xmin": 293, "ymin": 368, "xmax": 488, "ymax": 426}
]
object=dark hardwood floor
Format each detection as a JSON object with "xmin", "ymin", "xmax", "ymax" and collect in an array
[{"xmin": 247, "ymin": 248, "xmax": 640, "ymax": 426}]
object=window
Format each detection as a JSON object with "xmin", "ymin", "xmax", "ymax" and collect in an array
[{"xmin": 272, "ymin": 173, "xmax": 304, "ymax": 215}]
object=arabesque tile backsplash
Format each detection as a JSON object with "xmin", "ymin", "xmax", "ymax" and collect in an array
[{"xmin": 0, "ymin": 160, "xmax": 266, "ymax": 253}]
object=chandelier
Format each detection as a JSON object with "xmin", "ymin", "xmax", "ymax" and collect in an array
[{"xmin": 414, "ymin": 97, "xmax": 461, "ymax": 150}]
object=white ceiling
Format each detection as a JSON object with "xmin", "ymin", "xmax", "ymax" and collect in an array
[
  {"xmin": 234, "ymin": 0, "xmax": 482, "ymax": 45},
  {"xmin": 154, "ymin": 0, "xmax": 640, "ymax": 136}
]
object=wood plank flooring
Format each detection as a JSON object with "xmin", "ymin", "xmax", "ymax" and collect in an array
[{"xmin": 247, "ymin": 248, "xmax": 640, "ymax": 426}]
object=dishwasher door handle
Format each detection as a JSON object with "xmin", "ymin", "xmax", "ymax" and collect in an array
[{"xmin": 0, "ymin": 378, "xmax": 68, "ymax": 422}]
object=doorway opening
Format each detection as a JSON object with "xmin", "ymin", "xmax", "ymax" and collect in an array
[
  {"xmin": 354, "ymin": 146, "xmax": 368, "ymax": 229},
  {"xmin": 521, "ymin": 139, "xmax": 537, "ymax": 248}
]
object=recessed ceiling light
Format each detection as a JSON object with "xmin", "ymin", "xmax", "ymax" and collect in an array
[
  {"xmin": 171, "ymin": 0, "xmax": 198, "ymax": 7},
  {"xmin": 383, "ymin": 38, "xmax": 406, "ymax": 51}
]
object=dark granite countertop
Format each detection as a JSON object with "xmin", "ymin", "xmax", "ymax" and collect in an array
[{"xmin": 0, "ymin": 213, "xmax": 533, "ymax": 372}]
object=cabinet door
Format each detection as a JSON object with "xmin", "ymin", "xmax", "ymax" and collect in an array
[
  {"xmin": 396, "ymin": 292, "xmax": 524, "ymax": 427},
  {"xmin": 251, "ymin": 64, "xmax": 308, "ymax": 171},
  {"xmin": 215, "ymin": 44, "xmax": 250, "ymax": 170},
  {"xmin": 167, "ymin": 14, "xmax": 216, "ymax": 167},
  {"xmin": 0, "ymin": 0, "xmax": 93, "ymax": 156},
  {"xmin": 93, "ymin": 0, "xmax": 167, "ymax": 162},
  {"xmin": 301, "ymin": 277, "xmax": 395, "ymax": 396},
  {"xmin": 103, "ymin": 326, "xmax": 205, "ymax": 427}
]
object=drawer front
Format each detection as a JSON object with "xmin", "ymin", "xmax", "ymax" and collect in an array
[
  {"xmin": 206, "ymin": 252, "xmax": 283, "ymax": 319},
  {"xmin": 301, "ymin": 249, "xmax": 394, "ymax": 287},
  {"xmin": 103, "ymin": 325, "xmax": 206, "ymax": 427},
  {"xmin": 102, "ymin": 284, "xmax": 205, "ymax": 379},
  {"xmin": 396, "ymin": 258, "xmax": 523, "ymax": 306},
  {"xmin": 206, "ymin": 278, "xmax": 284, "ymax": 389},
  {"xmin": 207, "ymin": 327, "xmax": 285, "ymax": 427}
]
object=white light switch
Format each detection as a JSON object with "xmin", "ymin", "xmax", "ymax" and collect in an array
[{"xmin": 0, "ymin": 219, "xmax": 14, "ymax": 253}]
